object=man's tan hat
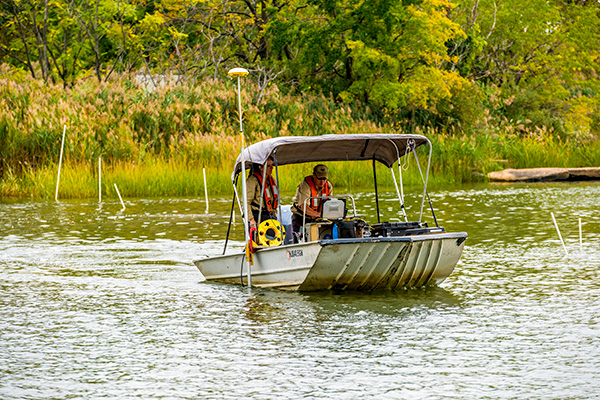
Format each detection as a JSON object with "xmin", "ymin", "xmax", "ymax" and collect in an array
[{"xmin": 313, "ymin": 164, "xmax": 328, "ymax": 179}]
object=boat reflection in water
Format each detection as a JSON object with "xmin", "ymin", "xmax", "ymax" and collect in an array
[{"xmin": 194, "ymin": 134, "xmax": 468, "ymax": 291}]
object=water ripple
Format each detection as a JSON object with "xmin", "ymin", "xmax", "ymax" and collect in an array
[{"xmin": 1, "ymin": 183, "xmax": 600, "ymax": 398}]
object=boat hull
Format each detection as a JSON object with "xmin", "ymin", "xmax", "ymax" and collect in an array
[{"xmin": 194, "ymin": 232, "xmax": 467, "ymax": 291}]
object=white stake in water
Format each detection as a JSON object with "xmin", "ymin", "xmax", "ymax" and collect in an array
[
  {"xmin": 55, "ymin": 125, "xmax": 67, "ymax": 201},
  {"xmin": 114, "ymin": 183, "xmax": 126, "ymax": 209},
  {"xmin": 579, "ymin": 218, "xmax": 582, "ymax": 251},
  {"xmin": 551, "ymin": 212, "xmax": 568, "ymax": 256},
  {"xmin": 98, "ymin": 156, "xmax": 102, "ymax": 203},
  {"xmin": 203, "ymin": 167, "xmax": 209, "ymax": 214}
]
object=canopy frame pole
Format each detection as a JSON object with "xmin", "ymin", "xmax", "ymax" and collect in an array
[
  {"xmin": 257, "ymin": 157, "xmax": 269, "ymax": 227},
  {"xmin": 390, "ymin": 167, "xmax": 408, "ymax": 222},
  {"xmin": 273, "ymin": 149, "xmax": 283, "ymax": 228},
  {"xmin": 223, "ymin": 175, "xmax": 239, "ymax": 255},
  {"xmin": 373, "ymin": 157, "xmax": 381, "ymax": 224},
  {"xmin": 398, "ymin": 155, "xmax": 407, "ymax": 222},
  {"xmin": 384, "ymin": 138, "xmax": 407, "ymax": 222},
  {"xmin": 412, "ymin": 139, "xmax": 438, "ymax": 226},
  {"xmin": 231, "ymin": 173, "xmax": 244, "ymax": 221}
]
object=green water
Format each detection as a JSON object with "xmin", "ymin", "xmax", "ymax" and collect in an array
[{"xmin": 1, "ymin": 182, "xmax": 599, "ymax": 398}]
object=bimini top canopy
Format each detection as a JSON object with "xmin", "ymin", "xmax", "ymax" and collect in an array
[{"xmin": 233, "ymin": 133, "xmax": 429, "ymax": 176}]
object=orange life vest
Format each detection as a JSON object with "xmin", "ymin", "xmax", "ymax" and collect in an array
[
  {"xmin": 252, "ymin": 172, "xmax": 279, "ymax": 212},
  {"xmin": 305, "ymin": 176, "xmax": 331, "ymax": 213}
]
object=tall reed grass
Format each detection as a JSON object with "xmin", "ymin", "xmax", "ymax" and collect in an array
[
  {"xmin": 3, "ymin": 133, "xmax": 599, "ymax": 199},
  {"xmin": 1, "ymin": 67, "xmax": 599, "ymax": 199}
]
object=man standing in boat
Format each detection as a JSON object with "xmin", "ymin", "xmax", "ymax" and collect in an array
[
  {"xmin": 291, "ymin": 164, "xmax": 333, "ymax": 237},
  {"xmin": 246, "ymin": 156, "xmax": 279, "ymax": 229}
]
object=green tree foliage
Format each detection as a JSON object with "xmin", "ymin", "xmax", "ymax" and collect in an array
[
  {"xmin": 451, "ymin": 0, "xmax": 600, "ymax": 138},
  {"xmin": 0, "ymin": 0, "xmax": 598, "ymax": 138}
]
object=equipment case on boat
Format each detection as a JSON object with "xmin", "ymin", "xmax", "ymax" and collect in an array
[{"xmin": 370, "ymin": 222, "xmax": 444, "ymax": 237}]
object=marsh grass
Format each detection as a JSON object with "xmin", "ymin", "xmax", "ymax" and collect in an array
[
  {"xmin": 3, "ymin": 132, "xmax": 600, "ymax": 199},
  {"xmin": 3, "ymin": 131, "xmax": 600, "ymax": 199},
  {"xmin": 1, "ymin": 70, "xmax": 599, "ymax": 199},
  {"xmin": 0, "ymin": 156, "xmax": 453, "ymax": 199}
]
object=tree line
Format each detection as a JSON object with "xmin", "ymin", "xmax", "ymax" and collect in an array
[{"xmin": 1, "ymin": 0, "xmax": 599, "ymax": 138}]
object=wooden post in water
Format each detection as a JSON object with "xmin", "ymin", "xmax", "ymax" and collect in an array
[
  {"xmin": 203, "ymin": 167, "xmax": 209, "ymax": 214},
  {"xmin": 55, "ymin": 125, "xmax": 67, "ymax": 201}
]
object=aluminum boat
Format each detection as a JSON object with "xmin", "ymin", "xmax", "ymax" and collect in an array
[{"xmin": 194, "ymin": 134, "xmax": 467, "ymax": 291}]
